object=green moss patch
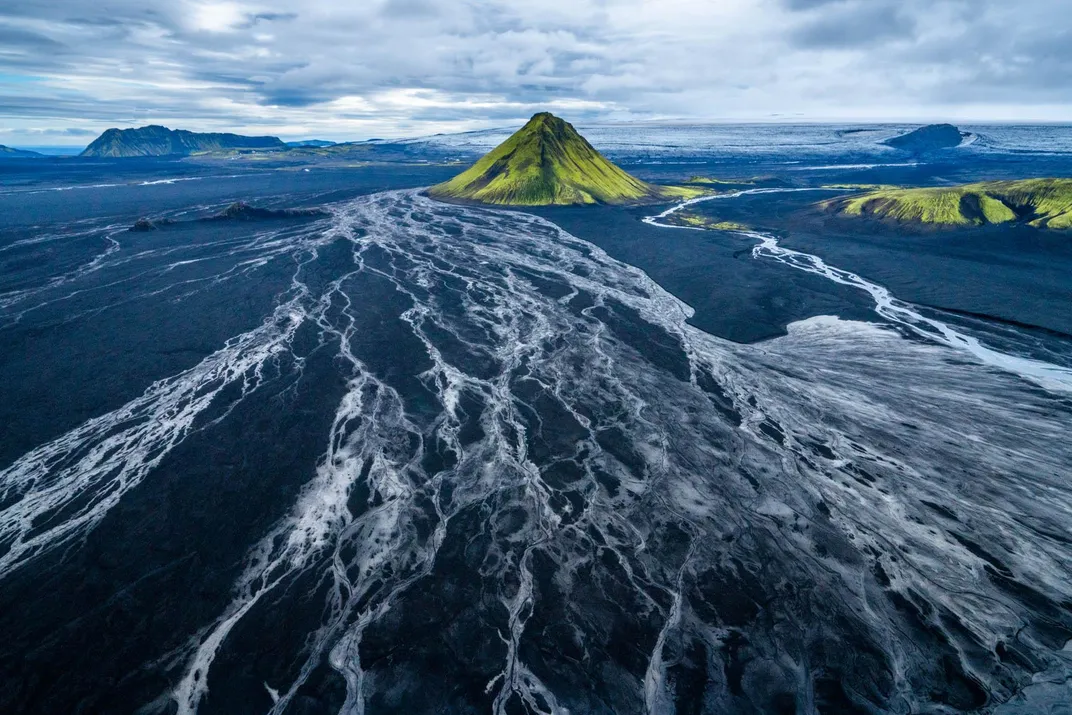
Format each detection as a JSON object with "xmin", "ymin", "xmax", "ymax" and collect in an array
[
  {"xmin": 821, "ymin": 179, "xmax": 1072, "ymax": 228},
  {"xmin": 666, "ymin": 212, "xmax": 750, "ymax": 232}
]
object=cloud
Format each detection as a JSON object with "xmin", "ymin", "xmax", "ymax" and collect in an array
[
  {"xmin": 379, "ymin": 0, "xmax": 440, "ymax": 19},
  {"xmin": 0, "ymin": 26, "xmax": 65, "ymax": 53},
  {"xmin": 0, "ymin": 0, "xmax": 1069, "ymax": 146},
  {"xmin": 185, "ymin": 2, "xmax": 297, "ymax": 33},
  {"xmin": 782, "ymin": 0, "xmax": 843, "ymax": 9},
  {"xmin": 789, "ymin": 2, "xmax": 915, "ymax": 48}
]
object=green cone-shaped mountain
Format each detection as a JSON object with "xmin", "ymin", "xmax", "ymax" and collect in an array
[{"xmin": 429, "ymin": 113, "xmax": 667, "ymax": 206}]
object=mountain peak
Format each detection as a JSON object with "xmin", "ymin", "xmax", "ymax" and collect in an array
[
  {"xmin": 428, "ymin": 112, "xmax": 665, "ymax": 206},
  {"xmin": 526, "ymin": 111, "xmax": 563, "ymax": 127}
]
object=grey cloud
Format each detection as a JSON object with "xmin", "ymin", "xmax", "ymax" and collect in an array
[
  {"xmin": 0, "ymin": 26, "xmax": 65, "ymax": 49},
  {"xmin": 790, "ymin": 2, "xmax": 915, "ymax": 48},
  {"xmin": 379, "ymin": 0, "xmax": 441, "ymax": 19},
  {"xmin": 783, "ymin": 0, "xmax": 845, "ymax": 9},
  {"xmin": 236, "ymin": 12, "xmax": 299, "ymax": 30},
  {"xmin": 251, "ymin": 12, "xmax": 298, "ymax": 23},
  {"xmin": 61, "ymin": 17, "xmax": 130, "ymax": 27}
]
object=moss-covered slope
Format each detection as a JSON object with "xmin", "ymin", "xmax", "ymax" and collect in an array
[
  {"xmin": 428, "ymin": 113, "xmax": 683, "ymax": 206},
  {"xmin": 822, "ymin": 179, "xmax": 1072, "ymax": 228}
]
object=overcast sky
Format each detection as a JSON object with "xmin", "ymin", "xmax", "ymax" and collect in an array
[{"xmin": 1, "ymin": 0, "xmax": 1069, "ymax": 146}]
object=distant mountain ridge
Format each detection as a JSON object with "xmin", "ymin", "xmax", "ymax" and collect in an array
[
  {"xmin": 81, "ymin": 125, "xmax": 286, "ymax": 158},
  {"xmin": 0, "ymin": 145, "xmax": 44, "ymax": 158},
  {"xmin": 428, "ymin": 112, "xmax": 690, "ymax": 206}
]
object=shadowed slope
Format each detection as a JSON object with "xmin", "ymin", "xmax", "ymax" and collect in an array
[
  {"xmin": 822, "ymin": 179, "xmax": 1072, "ymax": 228},
  {"xmin": 428, "ymin": 113, "xmax": 686, "ymax": 206}
]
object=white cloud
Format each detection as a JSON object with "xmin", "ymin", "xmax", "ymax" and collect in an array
[{"xmin": 188, "ymin": 1, "xmax": 250, "ymax": 33}]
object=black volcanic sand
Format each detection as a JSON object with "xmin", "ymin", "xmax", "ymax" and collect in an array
[
  {"xmin": 0, "ymin": 170, "xmax": 456, "ymax": 707},
  {"xmin": 0, "ymin": 341, "xmax": 350, "ymax": 712},
  {"xmin": 2, "ymin": 158, "xmax": 1072, "ymax": 715},
  {"xmin": 0, "ymin": 197, "xmax": 421, "ymax": 711},
  {"xmin": 0, "ymin": 162, "xmax": 460, "ymax": 227},
  {"xmin": 529, "ymin": 204, "xmax": 877, "ymax": 343},
  {"xmin": 0, "ymin": 218, "xmax": 307, "ymax": 467},
  {"xmin": 0, "ymin": 164, "xmax": 456, "ymax": 469}
]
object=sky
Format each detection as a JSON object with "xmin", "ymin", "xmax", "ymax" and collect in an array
[{"xmin": 0, "ymin": 0, "xmax": 1070, "ymax": 147}]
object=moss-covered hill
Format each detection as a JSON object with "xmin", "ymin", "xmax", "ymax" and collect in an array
[
  {"xmin": 428, "ymin": 113, "xmax": 696, "ymax": 206},
  {"xmin": 821, "ymin": 179, "xmax": 1072, "ymax": 228}
]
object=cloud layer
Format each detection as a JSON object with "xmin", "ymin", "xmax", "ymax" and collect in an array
[{"xmin": 0, "ymin": 0, "xmax": 1069, "ymax": 145}]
